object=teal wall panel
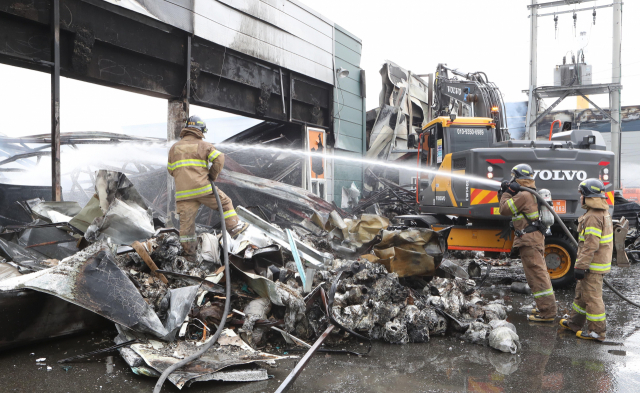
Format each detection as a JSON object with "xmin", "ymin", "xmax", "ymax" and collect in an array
[
  {"xmin": 335, "ymin": 58, "xmax": 362, "ymax": 82},
  {"xmin": 334, "ymin": 88, "xmax": 363, "ymax": 110},
  {"xmin": 334, "ymin": 105, "xmax": 362, "ymax": 125},
  {"xmin": 335, "ymin": 76, "xmax": 361, "ymax": 96},
  {"xmin": 335, "ymin": 29, "xmax": 362, "ymax": 54},
  {"xmin": 334, "ymin": 118, "xmax": 362, "ymax": 139},
  {"xmin": 335, "ymin": 134, "xmax": 362, "ymax": 153},
  {"xmin": 333, "ymin": 24, "xmax": 365, "ymax": 207},
  {"xmin": 335, "ymin": 42, "xmax": 361, "ymax": 68}
]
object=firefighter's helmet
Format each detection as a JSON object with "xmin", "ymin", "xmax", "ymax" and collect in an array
[
  {"xmin": 578, "ymin": 178, "xmax": 606, "ymax": 199},
  {"xmin": 511, "ymin": 163, "xmax": 534, "ymax": 180},
  {"xmin": 185, "ymin": 115, "xmax": 207, "ymax": 133}
]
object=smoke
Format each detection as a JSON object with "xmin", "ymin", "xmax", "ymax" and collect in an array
[
  {"xmin": 0, "ymin": 142, "xmax": 169, "ymax": 190},
  {"xmin": 505, "ymin": 101, "xmax": 528, "ymax": 140},
  {"xmin": 621, "ymin": 162, "xmax": 640, "ymax": 188}
]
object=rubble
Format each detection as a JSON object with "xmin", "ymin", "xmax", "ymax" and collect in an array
[{"xmin": 0, "ymin": 170, "xmax": 522, "ymax": 390}]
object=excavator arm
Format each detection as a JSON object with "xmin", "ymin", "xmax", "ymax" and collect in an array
[{"xmin": 433, "ymin": 64, "xmax": 509, "ymax": 141}]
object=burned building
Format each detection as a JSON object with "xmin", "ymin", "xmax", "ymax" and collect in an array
[{"xmin": 0, "ymin": 0, "xmax": 367, "ymax": 209}]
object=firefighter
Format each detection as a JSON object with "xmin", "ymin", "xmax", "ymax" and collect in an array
[
  {"xmin": 500, "ymin": 163, "xmax": 557, "ymax": 322},
  {"xmin": 559, "ymin": 178, "xmax": 612, "ymax": 341},
  {"xmin": 168, "ymin": 115, "xmax": 248, "ymax": 262}
]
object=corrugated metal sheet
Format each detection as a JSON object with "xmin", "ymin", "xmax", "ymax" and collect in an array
[{"xmin": 104, "ymin": 0, "xmax": 335, "ymax": 84}]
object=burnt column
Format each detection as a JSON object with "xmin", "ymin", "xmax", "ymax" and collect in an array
[
  {"xmin": 51, "ymin": 0, "xmax": 61, "ymax": 201},
  {"xmin": 165, "ymin": 36, "xmax": 191, "ymax": 227}
]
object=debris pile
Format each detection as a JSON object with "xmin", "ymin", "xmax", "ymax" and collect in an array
[{"xmin": 0, "ymin": 170, "xmax": 521, "ymax": 390}]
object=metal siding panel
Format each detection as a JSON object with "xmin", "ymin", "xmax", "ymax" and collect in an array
[
  {"xmin": 216, "ymin": 0, "xmax": 333, "ymax": 52},
  {"xmin": 334, "ymin": 119, "xmax": 362, "ymax": 138},
  {"xmin": 334, "ymin": 75, "xmax": 361, "ymax": 96},
  {"xmin": 335, "ymin": 134, "xmax": 362, "ymax": 153},
  {"xmin": 194, "ymin": 2, "xmax": 333, "ymax": 84},
  {"xmin": 333, "ymin": 179, "xmax": 363, "ymax": 206},
  {"xmin": 193, "ymin": 15, "xmax": 333, "ymax": 84},
  {"xmin": 334, "ymin": 104, "xmax": 362, "ymax": 124},
  {"xmin": 334, "ymin": 89, "xmax": 363, "ymax": 111},
  {"xmin": 129, "ymin": 0, "xmax": 194, "ymax": 32},
  {"xmin": 334, "ymin": 28, "xmax": 362, "ymax": 54},
  {"xmin": 335, "ymin": 42, "xmax": 360, "ymax": 68},
  {"xmin": 334, "ymin": 149, "xmax": 364, "ymax": 159},
  {"xmin": 194, "ymin": 1, "xmax": 333, "ymax": 67},
  {"xmin": 335, "ymin": 58, "xmax": 361, "ymax": 82},
  {"xmin": 334, "ymin": 23, "xmax": 362, "ymax": 43},
  {"xmin": 335, "ymin": 164, "xmax": 363, "ymax": 181},
  {"xmin": 275, "ymin": 0, "xmax": 335, "ymax": 36}
]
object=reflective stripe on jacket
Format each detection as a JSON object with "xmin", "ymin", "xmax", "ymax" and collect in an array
[
  {"xmin": 499, "ymin": 190, "xmax": 544, "ymax": 248},
  {"xmin": 576, "ymin": 203, "xmax": 613, "ymax": 274},
  {"xmin": 168, "ymin": 128, "xmax": 225, "ymax": 201}
]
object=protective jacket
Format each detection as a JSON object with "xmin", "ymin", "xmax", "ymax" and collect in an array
[
  {"xmin": 499, "ymin": 188, "xmax": 543, "ymax": 248},
  {"xmin": 168, "ymin": 128, "xmax": 225, "ymax": 201},
  {"xmin": 575, "ymin": 197, "xmax": 613, "ymax": 274}
]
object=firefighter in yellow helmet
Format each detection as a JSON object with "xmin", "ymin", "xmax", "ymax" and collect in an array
[
  {"xmin": 168, "ymin": 116, "xmax": 248, "ymax": 262},
  {"xmin": 500, "ymin": 163, "xmax": 557, "ymax": 322},
  {"xmin": 559, "ymin": 178, "xmax": 612, "ymax": 341}
]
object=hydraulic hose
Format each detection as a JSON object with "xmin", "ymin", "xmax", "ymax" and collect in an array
[
  {"xmin": 519, "ymin": 186, "xmax": 640, "ymax": 309},
  {"xmin": 153, "ymin": 181, "xmax": 231, "ymax": 393}
]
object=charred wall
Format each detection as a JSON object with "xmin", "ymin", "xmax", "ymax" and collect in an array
[{"xmin": 0, "ymin": 0, "xmax": 332, "ymax": 127}]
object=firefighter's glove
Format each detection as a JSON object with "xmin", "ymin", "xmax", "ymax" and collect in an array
[
  {"xmin": 574, "ymin": 268, "xmax": 586, "ymax": 281},
  {"xmin": 505, "ymin": 181, "xmax": 521, "ymax": 196},
  {"xmin": 500, "ymin": 181, "xmax": 510, "ymax": 193},
  {"xmin": 496, "ymin": 225, "xmax": 513, "ymax": 241}
]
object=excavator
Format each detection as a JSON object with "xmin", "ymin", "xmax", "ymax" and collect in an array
[{"xmin": 398, "ymin": 64, "xmax": 618, "ymax": 287}]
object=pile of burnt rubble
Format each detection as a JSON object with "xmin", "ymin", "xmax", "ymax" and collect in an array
[{"xmin": 0, "ymin": 171, "xmax": 521, "ymax": 389}]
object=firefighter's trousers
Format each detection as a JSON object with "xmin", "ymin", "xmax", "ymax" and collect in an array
[
  {"xmin": 520, "ymin": 245, "xmax": 557, "ymax": 318},
  {"xmin": 567, "ymin": 271, "xmax": 606, "ymax": 338},
  {"xmin": 176, "ymin": 189, "xmax": 239, "ymax": 258}
]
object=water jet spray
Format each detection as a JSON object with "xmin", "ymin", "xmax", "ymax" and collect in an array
[{"xmin": 216, "ymin": 142, "xmax": 502, "ymax": 189}]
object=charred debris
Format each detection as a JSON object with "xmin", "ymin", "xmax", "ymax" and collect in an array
[
  {"xmin": 0, "ymin": 130, "xmax": 639, "ymax": 389},
  {"xmin": 0, "ymin": 166, "xmax": 528, "ymax": 390}
]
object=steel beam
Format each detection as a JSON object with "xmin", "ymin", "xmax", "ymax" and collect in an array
[
  {"xmin": 51, "ymin": 0, "xmax": 61, "ymax": 201},
  {"xmin": 578, "ymin": 93, "xmax": 618, "ymax": 124},
  {"xmin": 528, "ymin": 0, "xmax": 596, "ymax": 9},
  {"xmin": 274, "ymin": 324, "xmax": 335, "ymax": 393},
  {"xmin": 537, "ymin": 3, "xmax": 618, "ymax": 17},
  {"xmin": 528, "ymin": 90, "xmax": 571, "ymax": 127}
]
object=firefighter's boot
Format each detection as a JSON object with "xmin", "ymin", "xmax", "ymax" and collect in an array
[
  {"xmin": 559, "ymin": 319, "xmax": 575, "ymax": 331},
  {"xmin": 528, "ymin": 314, "xmax": 555, "ymax": 322},
  {"xmin": 576, "ymin": 330, "xmax": 605, "ymax": 342}
]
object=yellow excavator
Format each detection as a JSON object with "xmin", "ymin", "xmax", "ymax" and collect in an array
[{"xmin": 398, "ymin": 64, "xmax": 616, "ymax": 287}]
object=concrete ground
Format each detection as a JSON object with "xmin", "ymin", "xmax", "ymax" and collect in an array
[{"xmin": 1, "ymin": 262, "xmax": 639, "ymax": 393}]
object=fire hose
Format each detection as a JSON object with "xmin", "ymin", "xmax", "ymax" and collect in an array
[
  {"xmin": 519, "ymin": 185, "xmax": 640, "ymax": 309},
  {"xmin": 153, "ymin": 181, "xmax": 232, "ymax": 393}
]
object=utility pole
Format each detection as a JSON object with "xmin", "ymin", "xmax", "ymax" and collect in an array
[
  {"xmin": 611, "ymin": 0, "xmax": 622, "ymax": 189},
  {"xmin": 526, "ymin": 0, "xmax": 538, "ymax": 140}
]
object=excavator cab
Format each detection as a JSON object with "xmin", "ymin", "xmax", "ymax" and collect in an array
[{"xmin": 417, "ymin": 116, "xmax": 498, "ymax": 213}]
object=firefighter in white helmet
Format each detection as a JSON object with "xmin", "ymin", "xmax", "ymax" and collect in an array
[{"xmin": 168, "ymin": 115, "xmax": 248, "ymax": 262}]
